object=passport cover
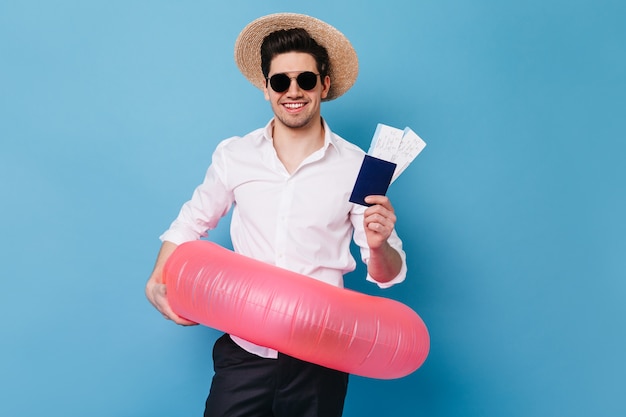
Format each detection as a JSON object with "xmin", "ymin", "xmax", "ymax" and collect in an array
[{"xmin": 349, "ymin": 155, "xmax": 397, "ymax": 206}]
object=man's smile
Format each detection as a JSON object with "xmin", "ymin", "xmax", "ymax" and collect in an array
[{"xmin": 283, "ymin": 102, "xmax": 306, "ymax": 110}]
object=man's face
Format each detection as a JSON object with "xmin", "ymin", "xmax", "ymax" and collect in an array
[{"xmin": 263, "ymin": 52, "xmax": 331, "ymax": 130}]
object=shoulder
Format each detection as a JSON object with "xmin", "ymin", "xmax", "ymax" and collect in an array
[
  {"xmin": 327, "ymin": 129, "xmax": 367, "ymax": 170},
  {"xmin": 332, "ymin": 132, "xmax": 365, "ymax": 155},
  {"xmin": 216, "ymin": 127, "xmax": 265, "ymax": 152},
  {"xmin": 210, "ymin": 127, "xmax": 268, "ymax": 165}
]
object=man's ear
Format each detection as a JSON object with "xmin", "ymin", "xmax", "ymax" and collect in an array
[
  {"xmin": 321, "ymin": 75, "xmax": 331, "ymax": 100},
  {"xmin": 263, "ymin": 83, "xmax": 270, "ymax": 101}
]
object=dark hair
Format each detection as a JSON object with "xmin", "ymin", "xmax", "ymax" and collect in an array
[{"xmin": 260, "ymin": 28, "xmax": 330, "ymax": 80}]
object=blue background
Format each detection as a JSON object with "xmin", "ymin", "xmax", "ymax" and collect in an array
[{"xmin": 2, "ymin": 1, "xmax": 625, "ymax": 416}]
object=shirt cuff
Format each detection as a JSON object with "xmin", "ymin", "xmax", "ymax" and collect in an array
[
  {"xmin": 366, "ymin": 258, "xmax": 407, "ymax": 288},
  {"xmin": 159, "ymin": 228, "xmax": 199, "ymax": 246}
]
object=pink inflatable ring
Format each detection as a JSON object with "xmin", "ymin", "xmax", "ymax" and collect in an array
[{"xmin": 163, "ymin": 240, "xmax": 430, "ymax": 379}]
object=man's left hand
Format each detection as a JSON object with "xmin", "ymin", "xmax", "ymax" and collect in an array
[{"xmin": 363, "ymin": 195, "xmax": 396, "ymax": 249}]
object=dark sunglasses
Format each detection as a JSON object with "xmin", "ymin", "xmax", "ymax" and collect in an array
[{"xmin": 266, "ymin": 71, "xmax": 320, "ymax": 93}]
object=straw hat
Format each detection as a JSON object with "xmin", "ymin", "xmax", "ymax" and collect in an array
[{"xmin": 234, "ymin": 13, "xmax": 358, "ymax": 101}]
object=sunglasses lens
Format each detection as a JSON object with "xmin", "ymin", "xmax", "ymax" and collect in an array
[
  {"xmin": 269, "ymin": 73, "xmax": 291, "ymax": 93},
  {"xmin": 268, "ymin": 72, "xmax": 319, "ymax": 92},
  {"xmin": 296, "ymin": 72, "xmax": 318, "ymax": 90}
]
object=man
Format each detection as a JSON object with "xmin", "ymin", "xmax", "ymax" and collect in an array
[{"xmin": 146, "ymin": 13, "xmax": 408, "ymax": 417}]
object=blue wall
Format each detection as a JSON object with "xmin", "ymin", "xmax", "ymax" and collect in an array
[{"xmin": 2, "ymin": 1, "xmax": 625, "ymax": 416}]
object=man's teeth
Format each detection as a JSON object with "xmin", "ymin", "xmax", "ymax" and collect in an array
[{"xmin": 284, "ymin": 103, "xmax": 305, "ymax": 109}]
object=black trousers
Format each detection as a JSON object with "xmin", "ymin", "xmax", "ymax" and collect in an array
[{"xmin": 204, "ymin": 334, "xmax": 349, "ymax": 417}]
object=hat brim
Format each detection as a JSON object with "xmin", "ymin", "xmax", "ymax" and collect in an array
[{"xmin": 234, "ymin": 13, "xmax": 358, "ymax": 101}]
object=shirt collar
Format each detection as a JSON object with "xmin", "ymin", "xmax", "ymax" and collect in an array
[{"xmin": 262, "ymin": 118, "xmax": 341, "ymax": 156}]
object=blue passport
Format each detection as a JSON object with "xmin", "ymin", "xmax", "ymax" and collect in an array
[{"xmin": 349, "ymin": 155, "xmax": 397, "ymax": 206}]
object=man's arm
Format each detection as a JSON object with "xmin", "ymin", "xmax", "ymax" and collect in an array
[
  {"xmin": 145, "ymin": 241, "xmax": 197, "ymax": 326},
  {"xmin": 363, "ymin": 195, "xmax": 403, "ymax": 284}
]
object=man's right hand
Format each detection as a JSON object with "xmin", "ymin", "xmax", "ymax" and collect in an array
[
  {"xmin": 145, "ymin": 241, "xmax": 198, "ymax": 326},
  {"xmin": 145, "ymin": 279, "xmax": 197, "ymax": 326}
]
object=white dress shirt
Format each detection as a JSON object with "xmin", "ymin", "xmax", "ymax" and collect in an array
[{"xmin": 160, "ymin": 118, "xmax": 407, "ymax": 358}]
